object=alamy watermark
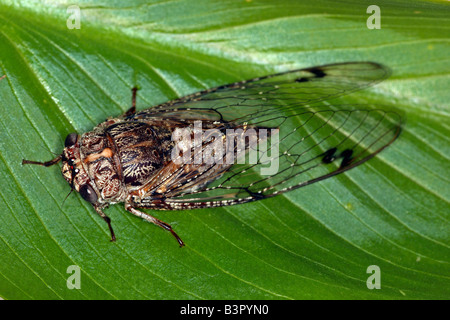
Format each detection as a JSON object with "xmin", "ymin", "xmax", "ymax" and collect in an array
[
  {"xmin": 171, "ymin": 121, "xmax": 280, "ymax": 175},
  {"xmin": 67, "ymin": 5, "xmax": 81, "ymax": 29},
  {"xmin": 66, "ymin": 265, "xmax": 81, "ymax": 290},
  {"xmin": 366, "ymin": 265, "xmax": 381, "ymax": 289},
  {"xmin": 367, "ymin": 5, "xmax": 381, "ymax": 29}
]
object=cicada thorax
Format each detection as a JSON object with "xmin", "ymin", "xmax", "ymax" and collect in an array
[
  {"xmin": 79, "ymin": 129, "xmax": 125, "ymax": 203},
  {"xmin": 105, "ymin": 121, "xmax": 175, "ymax": 188},
  {"xmin": 79, "ymin": 120, "xmax": 177, "ymax": 203}
]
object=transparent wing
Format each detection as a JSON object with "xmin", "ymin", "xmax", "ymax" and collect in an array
[
  {"xmin": 130, "ymin": 62, "xmax": 402, "ymax": 209},
  {"xmin": 130, "ymin": 62, "xmax": 391, "ymax": 123}
]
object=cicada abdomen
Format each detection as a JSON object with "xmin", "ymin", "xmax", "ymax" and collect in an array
[{"xmin": 23, "ymin": 62, "xmax": 402, "ymax": 246}]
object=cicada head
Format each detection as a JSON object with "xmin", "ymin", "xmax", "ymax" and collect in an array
[
  {"xmin": 22, "ymin": 132, "xmax": 101, "ymax": 207},
  {"xmin": 61, "ymin": 133, "xmax": 99, "ymax": 206}
]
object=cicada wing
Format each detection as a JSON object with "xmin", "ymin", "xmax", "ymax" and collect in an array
[
  {"xmin": 131, "ymin": 62, "xmax": 402, "ymax": 209},
  {"xmin": 150, "ymin": 106, "xmax": 402, "ymax": 209},
  {"xmin": 129, "ymin": 62, "xmax": 391, "ymax": 125}
]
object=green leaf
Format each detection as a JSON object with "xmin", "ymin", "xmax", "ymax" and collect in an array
[{"xmin": 0, "ymin": 0, "xmax": 448, "ymax": 300}]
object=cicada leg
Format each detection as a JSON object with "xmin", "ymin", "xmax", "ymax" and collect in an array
[
  {"xmin": 94, "ymin": 206, "xmax": 116, "ymax": 242},
  {"xmin": 125, "ymin": 203, "xmax": 185, "ymax": 247},
  {"xmin": 22, "ymin": 155, "xmax": 62, "ymax": 167},
  {"xmin": 122, "ymin": 86, "xmax": 139, "ymax": 117}
]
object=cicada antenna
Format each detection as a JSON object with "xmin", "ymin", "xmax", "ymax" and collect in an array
[{"xmin": 61, "ymin": 188, "xmax": 74, "ymax": 207}]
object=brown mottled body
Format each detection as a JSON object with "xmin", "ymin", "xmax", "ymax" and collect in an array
[{"xmin": 24, "ymin": 88, "xmax": 256, "ymax": 246}]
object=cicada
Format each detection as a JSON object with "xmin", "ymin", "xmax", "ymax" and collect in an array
[{"xmin": 22, "ymin": 62, "xmax": 402, "ymax": 246}]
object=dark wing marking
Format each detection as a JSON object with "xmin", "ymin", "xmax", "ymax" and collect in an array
[{"xmin": 128, "ymin": 62, "xmax": 401, "ymax": 210}]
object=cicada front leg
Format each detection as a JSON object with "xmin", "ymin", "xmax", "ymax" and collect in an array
[
  {"xmin": 124, "ymin": 203, "xmax": 185, "ymax": 247},
  {"xmin": 94, "ymin": 206, "xmax": 116, "ymax": 242}
]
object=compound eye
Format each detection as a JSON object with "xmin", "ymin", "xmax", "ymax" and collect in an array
[
  {"xmin": 79, "ymin": 184, "xmax": 98, "ymax": 204},
  {"xmin": 65, "ymin": 133, "xmax": 78, "ymax": 147}
]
